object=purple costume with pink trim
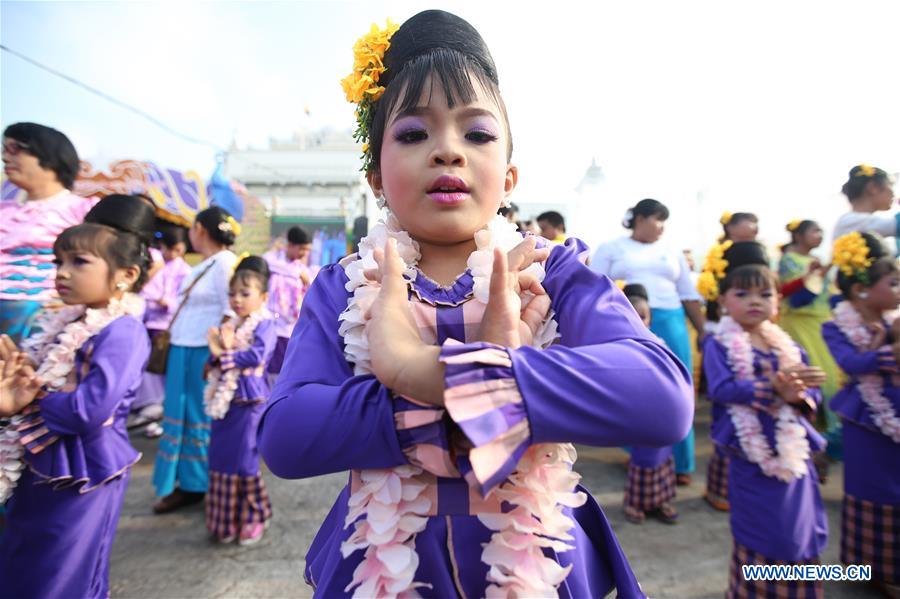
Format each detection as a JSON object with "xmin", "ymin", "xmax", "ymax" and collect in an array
[
  {"xmin": 258, "ymin": 238, "xmax": 694, "ymax": 598},
  {"xmin": 206, "ymin": 318, "xmax": 277, "ymax": 539},
  {"xmin": 0, "ymin": 315, "xmax": 150, "ymax": 599}
]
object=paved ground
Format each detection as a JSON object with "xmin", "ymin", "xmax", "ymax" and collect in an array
[{"xmin": 109, "ymin": 401, "xmax": 883, "ymax": 598}]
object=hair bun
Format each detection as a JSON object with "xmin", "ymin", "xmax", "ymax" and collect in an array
[
  {"xmin": 234, "ymin": 255, "xmax": 270, "ymax": 278},
  {"xmin": 621, "ymin": 208, "xmax": 635, "ymax": 228},
  {"xmin": 83, "ymin": 194, "xmax": 156, "ymax": 241}
]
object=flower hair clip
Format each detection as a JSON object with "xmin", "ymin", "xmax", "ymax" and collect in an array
[
  {"xmin": 341, "ymin": 19, "xmax": 400, "ymax": 172},
  {"xmin": 832, "ymin": 231, "xmax": 873, "ymax": 284},
  {"xmin": 854, "ymin": 164, "xmax": 876, "ymax": 178},
  {"xmin": 219, "ymin": 215, "xmax": 242, "ymax": 237},
  {"xmin": 719, "ymin": 211, "xmax": 733, "ymax": 226},
  {"xmin": 786, "ymin": 219, "xmax": 802, "ymax": 232},
  {"xmin": 697, "ymin": 239, "xmax": 733, "ymax": 301}
]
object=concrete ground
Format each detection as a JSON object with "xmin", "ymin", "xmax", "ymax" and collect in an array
[{"xmin": 109, "ymin": 400, "xmax": 884, "ymax": 598}]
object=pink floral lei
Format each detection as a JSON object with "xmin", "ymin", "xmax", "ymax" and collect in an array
[
  {"xmin": 832, "ymin": 301, "xmax": 900, "ymax": 443},
  {"xmin": 203, "ymin": 307, "xmax": 272, "ymax": 420},
  {"xmin": 337, "ymin": 214, "xmax": 582, "ymax": 598},
  {"xmin": 716, "ymin": 315, "xmax": 812, "ymax": 482},
  {"xmin": 0, "ymin": 293, "xmax": 144, "ymax": 502}
]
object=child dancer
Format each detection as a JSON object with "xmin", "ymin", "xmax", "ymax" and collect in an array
[
  {"xmin": 778, "ymin": 219, "xmax": 843, "ymax": 467},
  {"xmin": 258, "ymin": 10, "xmax": 693, "ymax": 598},
  {"xmin": 205, "ymin": 255, "xmax": 275, "ymax": 546},
  {"xmin": 620, "ymin": 283, "xmax": 678, "ymax": 524},
  {"xmin": 0, "ymin": 195, "xmax": 155, "ymax": 598},
  {"xmin": 135, "ymin": 225, "xmax": 191, "ymax": 437},
  {"xmin": 698, "ymin": 217, "xmax": 759, "ymax": 511},
  {"xmin": 701, "ymin": 241, "xmax": 828, "ymax": 598},
  {"xmin": 822, "ymin": 231, "xmax": 900, "ymax": 595}
]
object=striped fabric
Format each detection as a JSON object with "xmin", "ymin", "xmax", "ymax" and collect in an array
[
  {"xmin": 728, "ymin": 542, "xmax": 823, "ymax": 599},
  {"xmin": 206, "ymin": 471, "xmax": 273, "ymax": 540},
  {"xmin": 440, "ymin": 341, "xmax": 529, "ymax": 497},
  {"xmin": 14, "ymin": 404, "xmax": 59, "ymax": 454},
  {"xmin": 220, "ymin": 350, "xmax": 236, "ymax": 371},
  {"xmin": 876, "ymin": 346, "xmax": 897, "ymax": 371},
  {"xmin": 624, "ymin": 456, "xmax": 676, "ymax": 511},
  {"xmin": 841, "ymin": 493, "xmax": 899, "ymax": 584},
  {"xmin": 706, "ymin": 449, "xmax": 730, "ymax": 500}
]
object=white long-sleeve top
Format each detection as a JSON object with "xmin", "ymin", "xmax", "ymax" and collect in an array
[
  {"xmin": 169, "ymin": 250, "xmax": 237, "ymax": 347},
  {"xmin": 590, "ymin": 236, "xmax": 701, "ymax": 309}
]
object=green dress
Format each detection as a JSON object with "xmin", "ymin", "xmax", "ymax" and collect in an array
[{"xmin": 778, "ymin": 250, "xmax": 842, "ymax": 457}]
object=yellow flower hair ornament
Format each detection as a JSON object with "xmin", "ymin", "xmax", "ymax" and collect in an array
[
  {"xmin": 855, "ymin": 164, "xmax": 876, "ymax": 178},
  {"xmin": 219, "ymin": 215, "xmax": 241, "ymax": 237},
  {"xmin": 697, "ymin": 240, "xmax": 733, "ymax": 301},
  {"xmin": 786, "ymin": 219, "xmax": 803, "ymax": 232},
  {"xmin": 341, "ymin": 19, "xmax": 400, "ymax": 172},
  {"xmin": 719, "ymin": 212, "xmax": 733, "ymax": 226},
  {"xmin": 615, "ymin": 279, "xmax": 626, "ymax": 291},
  {"xmin": 832, "ymin": 231, "xmax": 873, "ymax": 284}
]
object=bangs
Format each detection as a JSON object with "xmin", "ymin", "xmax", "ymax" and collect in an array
[
  {"xmin": 230, "ymin": 269, "xmax": 268, "ymax": 290},
  {"xmin": 53, "ymin": 223, "xmax": 115, "ymax": 258},
  {"xmin": 388, "ymin": 48, "xmax": 501, "ymax": 117},
  {"xmin": 722, "ymin": 264, "xmax": 776, "ymax": 293}
]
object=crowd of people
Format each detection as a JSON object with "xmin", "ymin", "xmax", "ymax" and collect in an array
[{"xmin": 0, "ymin": 9, "xmax": 898, "ymax": 599}]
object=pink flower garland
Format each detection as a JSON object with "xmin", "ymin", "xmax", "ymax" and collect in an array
[
  {"xmin": 338, "ymin": 214, "xmax": 577, "ymax": 598},
  {"xmin": 832, "ymin": 301, "xmax": 900, "ymax": 443},
  {"xmin": 203, "ymin": 307, "xmax": 272, "ymax": 420},
  {"xmin": 0, "ymin": 293, "xmax": 144, "ymax": 502},
  {"xmin": 716, "ymin": 316, "xmax": 812, "ymax": 482}
]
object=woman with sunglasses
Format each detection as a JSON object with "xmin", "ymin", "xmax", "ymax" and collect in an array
[{"xmin": 0, "ymin": 122, "xmax": 98, "ymax": 343}]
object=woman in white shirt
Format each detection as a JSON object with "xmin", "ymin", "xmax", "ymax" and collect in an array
[
  {"xmin": 152, "ymin": 207, "xmax": 238, "ymax": 513},
  {"xmin": 591, "ymin": 199, "xmax": 705, "ymax": 485},
  {"xmin": 832, "ymin": 164, "xmax": 897, "ymax": 254}
]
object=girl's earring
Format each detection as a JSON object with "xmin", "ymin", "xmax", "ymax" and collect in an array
[
  {"xmin": 501, "ymin": 197, "xmax": 512, "ymax": 209},
  {"xmin": 116, "ymin": 281, "xmax": 129, "ymax": 291},
  {"xmin": 720, "ymin": 306, "xmax": 728, "ymax": 315},
  {"xmin": 858, "ymin": 291, "xmax": 869, "ymax": 299}
]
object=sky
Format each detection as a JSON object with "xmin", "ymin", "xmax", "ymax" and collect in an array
[{"xmin": 2, "ymin": 0, "xmax": 898, "ymax": 254}]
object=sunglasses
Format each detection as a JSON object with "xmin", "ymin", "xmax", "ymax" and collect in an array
[{"xmin": 2, "ymin": 140, "xmax": 31, "ymax": 156}]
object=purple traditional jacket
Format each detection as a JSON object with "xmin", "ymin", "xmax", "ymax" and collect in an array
[
  {"xmin": 822, "ymin": 320, "xmax": 900, "ymax": 503},
  {"xmin": 211, "ymin": 317, "xmax": 277, "ymax": 405},
  {"xmin": 264, "ymin": 249, "xmax": 319, "ymax": 339},
  {"xmin": 15, "ymin": 315, "xmax": 150, "ymax": 490},
  {"xmin": 258, "ymin": 238, "xmax": 694, "ymax": 598},
  {"xmin": 208, "ymin": 317, "xmax": 276, "ymax": 477},
  {"xmin": 703, "ymin": 336, "xmax": 828, "ymax": 561},
  {"xmin": 140, "ymin": 256, "xmax": 191, "ymax": 331}
]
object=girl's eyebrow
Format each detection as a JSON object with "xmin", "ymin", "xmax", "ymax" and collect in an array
[{"xmin": 393, "ymin": 105, "xmax": 500, "ymax": 122}]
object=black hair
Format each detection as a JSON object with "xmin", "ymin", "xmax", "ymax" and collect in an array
[
  {"xmin": 623, "ymin": 199, "xmax": 669, "ymax": 229},
  {"xmin": 623, "ymin": 283, "xmax": 649, "ymax": 302},
  {"xmin": 286, "ymin": 225, "xmax": 310, "ymax": 245},
  {"xmin": 158, "ymin": 224, "xmax": 188, "ymax": 249},
  {"xmin": 366, "ymin": 10, "xmax": 511, "ymax": 172},
  {"xmin": 836, "ymin": 232, "xmax": 898, "ymax": 298},
  {"xmin": 231, "ymin": 255, "xmax": 270, "ymax": 290},
  {"xmin": 721, "ymin": 212, "xmax": 758, "ymax": 240},
  {"xmin": 195, "ymin": 206, "xmax": 237, "ymax": 246},
  {"xmin": 3, "ymin": 122, "xmax": 80, "ymax": 189},
  {"xmin": 841, "ymin": 165, "xmax": 890, "ymax": 201},
  {"xmin": 537, "ymin": 211, "xmax": 566, "ymax": 231},
  {"xmin": 783, "ymin": 219, "xmax": 819, "ymax": 252},
  {"xmin": 79, "ymin": 196, "xmax": 156, "ymax": 293},
  {"xmin": 707, "ymin": 241, "xmax": 772, "ymax": 321}
]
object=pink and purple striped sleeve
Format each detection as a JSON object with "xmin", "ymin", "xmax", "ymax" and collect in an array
[
  {"xmin": 393, "ymin": 396, "xmax": 458, "ymax": 478},
  {"xmin": 14, "ymin": 403, "xmax": 60, "ymax": 454},
  {"xmin": 439, "ymin": 340, "xmax": 529, "ymax": 496}
]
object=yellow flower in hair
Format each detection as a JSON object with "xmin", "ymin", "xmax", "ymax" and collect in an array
[
  {"xmin": 856, "ymin": 164, "xmax": 876, "ymax": 177},
  {"xmin": 786, "ymin": 219, "xmax": 802, "ymax": 232},
  {"xmin": 615, "ymin": 279, "xmax": 626, "ymax": 291},
  {"xmin": 232, "ymin": 251, "xmax": 250, "ymax": 274},
  {"xmin": 341, "ymin": 19, "xmax": 400, "ymax": 170},
  {"xmin": 832, "ymin": 232, "xmax": 873, "ymax": 279},
  {"xmin": 226, "ymin": 215, "xmax": 242, "ymax": 236},
  {"xmin": 719, "ymin": 212, "xmax": 733, "ymax": 226},
  {"xmin": 697, "ymin": 271, "xmax": 720, "ymax": 301}
]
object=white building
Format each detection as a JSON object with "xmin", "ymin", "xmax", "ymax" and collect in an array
[{"xmin": 224, "ymin": 128, "xmax": 373, "ymax": 241}]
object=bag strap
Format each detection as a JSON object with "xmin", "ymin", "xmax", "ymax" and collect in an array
[{"xmin": 165, "ymin": 260, "xmax": 217, "ymax": 332}]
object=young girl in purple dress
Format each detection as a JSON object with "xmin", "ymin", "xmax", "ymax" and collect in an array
[
  {"xmin": 205, "ymin": 255, "xmax": 276, "ymax": 546},
  {"xmin": 0, "ymin": 194, "xmax": 155, "ymax": 599},
  {"xmin": 257, "ymin": 10, "xmax": 693, "ymax": 598},
  {"xmin": 701, "ymin": 241, "xmax": 829, "ymax": 598},
  {"xmin": 822, "ymin": 231, "xmax": 900, "ymax": 596}
]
